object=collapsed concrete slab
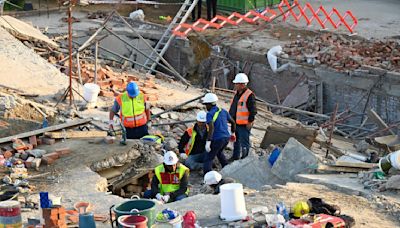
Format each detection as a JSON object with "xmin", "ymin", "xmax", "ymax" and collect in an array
[
  {"xmin": 0, "ymin": 16, "xmax": 58, "ymax": 48},
  {"xmin": 221, "ymin": 155, "xmax": 285, "ymax": 190},
  {"xmin": 271, "ymin": 137, "xmax": 318, "ymax": 181}
]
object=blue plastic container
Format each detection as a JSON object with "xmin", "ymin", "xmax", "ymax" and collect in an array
[{"xmin": 268, "ymin": 147, "xmax": 281, "ymax": 166}]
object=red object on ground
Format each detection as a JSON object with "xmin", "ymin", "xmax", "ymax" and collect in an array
[
  {"xmin": 229, "ymin": 134, "xmax": 236, "ymax": 142},
  {"xmin": 183, "ymin": 211, "xmax": 196, "ymax": 228}
]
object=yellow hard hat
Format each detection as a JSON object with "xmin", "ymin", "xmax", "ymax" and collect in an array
[{"xmin": 292, "ymin": 201, "xmax": 310, "ymax": 218}]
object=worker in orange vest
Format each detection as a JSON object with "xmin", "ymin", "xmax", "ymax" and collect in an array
[
  {"xmin": 109, "ymin": 82, "xmax": 151, "ymax": 139},
  {"xmin": 229, "ymin": 73, "xmax": 257, "ymax": 161},
  {"xmin": 178, "ymin": 111, "xmax": 208, "ymax": 170}
]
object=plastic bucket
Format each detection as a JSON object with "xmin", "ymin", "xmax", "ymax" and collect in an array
[
  {"xmin": 268, "ymin": 147, "xmax": 281, "ymax": 166},
  {"xmin": 379, "ymin": 155, "xmax": 392, "ymax": 174},
  {"xmin": 0, "ymin": 200, "xmax": 22, "ymax": 228},
  {"xmin": 110, "ymin": 198, "xmax": 156, "ymax": 228},
  {"xmin": 220, "ymin": 183, "xmax": 247, "ymax": 221},
  {"xmin": 118, "ymin": 215, "xmax": 147, "ymax": 228},
  {"xmin": 79, "ymin": 212, "xmax": 96, "ymax": 228},
  {"xmin": 83, "ymin": 83, "xmax": 100, "ymax": 104},
  {"xmin": 389, "ymin": 150, "xmax": 400, "ymax": 170}
]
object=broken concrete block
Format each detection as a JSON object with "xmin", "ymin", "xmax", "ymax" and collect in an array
[
  {"xmin": 32, "ymin": 158, "xmax": 41, "ymax": 169},
  {"xmin": 25, "ymin": 157, "xmax": 35, "ymax": 168},
  {"xmin": 271, "ymin": 137, "xmax": 318, "ymax": 181},
  {"xmin": 164, "ymin": 138, "xmax": 178, "ymax": 151},
  {"xmin": 28, "ymin": 149, "xmax": 47, "ymax": 158},
  {"xmin": 42, "ymin": 138, "xmax": 56, "ymax": 145},
  {"xmin": 29, "ymin": 136, "xmax": 38, "ymax": 148},
  {"xmin": 20, "ymin": 153, "xmax": 29, "ymax": 160},
  {"xmin": 385, "ymin": 175, "xmax": 400, "ymax": 190}
]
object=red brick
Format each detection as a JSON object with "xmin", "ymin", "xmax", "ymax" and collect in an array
[
  {"xmin": 99, "ymin": 90, "xmax": 115, "ymax": 97},
  {"xmin": 42, "ymin": 157, "xmax": 55, "ymax": 165},
  {"xmin": 29, "ymin": 136, "xmax": 38, "ymax": 148},
  {"xmin": 146, "ymin": 94, "xmax": 158, "ymax": 101},
  {"xmin": 127, "ymin": 75, "xmax": 139, "ymax": 82},
  {"xmin": 55, "ymin": 148, "xmax": 71, "ymax": 157},
  {"xmin": 43, "ymin": 152, "xmax": 59, "ymax": 160},
  {"xmin": 42, "ymin": 138, "xmax": 56, "ymax": 145},
  {"xmin": 3, "ymin": 151, "xmax": 12, "ymax": 159},
  {"xmin": 110, "ymin": 79, "xmax": 125, "ymax": 89},
  {"xmin": 37, "ymin": 137, "xmax": 43, "ymax": 145}
]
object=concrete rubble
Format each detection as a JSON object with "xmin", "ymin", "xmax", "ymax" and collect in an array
[{"xmin": 0, "ymin": 1, "xmax": 399, "ymax": 227}]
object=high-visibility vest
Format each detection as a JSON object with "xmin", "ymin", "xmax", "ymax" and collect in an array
[
  {"xmin": 311, "ymin": 214, "xmax": 346, "ymax": 228},
  {"xmin": 116, "ymin": 92, "xmax": 147, "ymax": 128},
  {"xmin": 231, "ymin": 88, "xmax": 253, "ymax": 125},
  {"xmin": 141, "ymin": 134, "xmax": 164, "ymax": 144},
  {"xmin": 184, "ymin": 128, "xmax": 196, "ymax": 156},
  {"xmin": 154, "ymin": 164, "xmax": 189, "ymax": 195}
]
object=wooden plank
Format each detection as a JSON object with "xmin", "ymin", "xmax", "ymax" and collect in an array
[
  {"xmin": 113, "ymin": 169, "xmax": 152, "ymax": 191},
  {"xmin": 317, "ymin": 164, "xmax": 366, "ymax": 173},
  {"xmin": 45, "ymin": 130, "xmax": 107, "ymax": 139},
  {"xmin": 367, "ymin": 109, "xmax": 395, "ymax": 135},
  {"xmin": 0, "ymin": 118, "xmax": 92, "ymax": 144},
  {"xmin": 260, "ymin": 124, "xmax": 317, "ymax": 149},
  {"xmin": 334, "ymin": 161, "xmax": 376, "ymax": 169}
]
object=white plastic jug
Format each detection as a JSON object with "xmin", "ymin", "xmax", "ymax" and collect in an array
[
  {"xmin": 220, "ymin": 183, "xmax": 247, "ymax": 221},
  {"xmin": 390, "ymin": 150, "xmax": 400, "ymax": 170},
  {"xmin": 83, "ymin": 83, "xmax": 100, "ymax": 104}
]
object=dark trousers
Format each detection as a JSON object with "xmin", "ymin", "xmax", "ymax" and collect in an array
[
  {"xmin": 206, "ymin": 0, "xmax": 217, "ymax": 21},
  {"xmin": 232, "ymin": 125, "xmax": 251, "ymax": 160},
  {"xmin": 126, "ymin": 125, "xmax": 148, "ymax": 139},
  {"xmin": 203, "ymin": 137, "xmax": 229, "ymax": 173},
  {"xmin": 191, "ymin": 0, "xmax": 202, "ymax": 21}
]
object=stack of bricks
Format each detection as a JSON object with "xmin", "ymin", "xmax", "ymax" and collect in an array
[
  {"xmin": 77, "ymin": 63, "xmax": 159, "ymax": 101},
  {"xmin": 283, "ymin": 33, "xmax": 400, "ymax": 72},
  {"xmin": 42, "ymin": 206, "xmax": 67, "ymax": 228}
]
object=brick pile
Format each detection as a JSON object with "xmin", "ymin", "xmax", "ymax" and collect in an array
[
  {"xmin": 42, "ymin": 206, "xmax": 67, "ymax": 228},
  {"xmin": 0, "ymin": 136, "xmax": 71, "ymax": 169},
  {"xmin": 78, "ymin": 63, "xmax": 159, "ymax": 101},
  {"xmin": 284, "ymin": 33, "xmax": 400, "ymax": 72}
]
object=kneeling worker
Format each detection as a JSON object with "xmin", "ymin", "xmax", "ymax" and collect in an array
[
  {"xmin": 178, "ymin": 111, "xmax": 208, "ymax": 170},
  {"xmin": 144, "ymin": 151, "xmax": 190, "ymax": 203},
  {"xmin": 203, "ymin": 171, "xmax": 235, "ymax": 194}
]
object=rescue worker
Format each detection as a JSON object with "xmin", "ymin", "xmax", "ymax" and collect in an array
[
  {"xmin": 191, "ymin": 0, "xmax": 202, "ymax": 21},
  {"xmin": 202, "ymin": 93, "xmax": 236, "ymax": 174},
  {"xmin": 203, "ymin": 171, "xmax": 235, "ymax": 194},
  {"xmin": 178, "ymin": 111, "xmax": 208, "ymax": 170},
  {"xmin": 144, "ymin": 151, "xmax": 189, "ymax": 203},
  {"xmin": 229, "ymin": 73, "xmax": 257, "ymax": 161},
  {"xmin": 109, "ymin": 82, "xmax": 151, "ymax": 139}
]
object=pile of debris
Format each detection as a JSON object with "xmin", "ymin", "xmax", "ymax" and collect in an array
[{"xmin": 284, "ymin": 33, "xmax": 400, "ymax": 72}]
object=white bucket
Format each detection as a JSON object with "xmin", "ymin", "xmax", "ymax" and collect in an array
[
  {"xmin": 83, "ymin": 83, "xmax": 100, "ymax": 104},
  {"xmin": 390, "ymin": 150, "xmax": 400, "ymax": 170},
  {"xmin": 220, "ymin": 183, "xmax": 247, "ymax": 221}
]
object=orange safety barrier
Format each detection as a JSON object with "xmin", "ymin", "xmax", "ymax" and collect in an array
[{"xmin": 173, "ymin": 0, "xmax": 358, "ymax": 37}]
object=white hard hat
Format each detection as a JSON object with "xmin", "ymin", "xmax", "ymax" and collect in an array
[
  {"xmin": 232, "ymin": 73, "xmax": 249, "ymax": 84},
  {"xmin": 163, "ymin": 151, "xmax": 179, "ymax": 165},
  {"xmin": 202, "ymin": 93, "xmax": 218, "ymax": 104},
  {"xmin": 204, "ymin": 171, "xmax": 222, "ymax": 185},
  {"xmin": 196, "ymin": 111, "xmax": 207, "ymax": 122}
]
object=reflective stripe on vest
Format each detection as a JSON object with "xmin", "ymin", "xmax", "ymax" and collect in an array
[
  {"xmin": 116, "ymin": 92, "xmax": 147, "ymax": 128},
  {"xmin": 184, "ymin": 128, "xmax": 196, "ymax": 156},
  {"xmin": 232, "ymin": 89, "xmax": 253, "ymax": 125},
  {"xmin": 154, "ymin": 164, "xmax": 189, "ymax": 195},
  {"xmin": 141, "ymin": 135, "xmax": 163, "ymax": 144},
  {"xmin": 212, "ymin": 107, "xmax": 222, "ymax": 122}
]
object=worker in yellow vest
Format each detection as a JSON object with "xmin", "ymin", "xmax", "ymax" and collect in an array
[
  {"xmin": 109, "ymin": 82, "xmax": 151, "ymax": 139},
  {"xmin": 144, "ymin": 151, "xmax": 190, "ymax": 203},
  {"xmin": 229, "ymin": 73, "xmax": 257, "ymax": 161},
  {"xmin": 178, "ymin": 111, "xmax": 208, "ymax": 170}
]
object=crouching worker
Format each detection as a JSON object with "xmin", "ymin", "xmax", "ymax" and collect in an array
[
  {"xmin": 203, "ymin": 171, "xmax": 235, "ymax": 194},
  {"xmin": 178, "ymin": 111, "xmax": 208, "ymax": 170},
  {"xmin": 144, "ymin": 151, "xmax": 190, "ymax": 203}
]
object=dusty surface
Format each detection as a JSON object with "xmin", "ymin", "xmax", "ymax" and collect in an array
[
  {"xmin": 160, "ymin": 183, "xmax": 400, "ymax": 227},
  {"xmin": 0, "ymin": 27, "xmax": 69, "ymax": 98}
]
